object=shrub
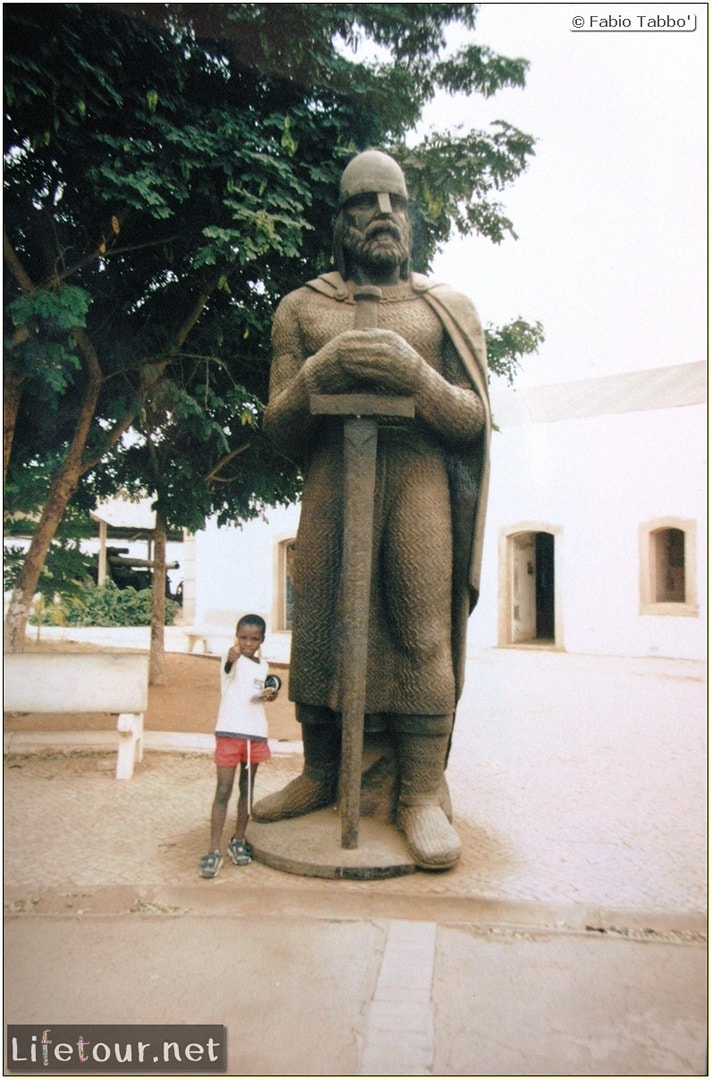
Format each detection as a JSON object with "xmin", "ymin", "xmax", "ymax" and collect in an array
[{"xmin": 29, "ymin": 581, "xmax": 179, "ymax": 627}]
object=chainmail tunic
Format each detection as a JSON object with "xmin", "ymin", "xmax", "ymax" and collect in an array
[{"xmin": 265, "ymin": 277, "xmax": 486, "ymax": 717}]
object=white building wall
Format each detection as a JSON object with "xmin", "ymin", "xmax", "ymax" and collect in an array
[
  {"xmin": 473, "ymin": 401, "xmax": 705, "ymax": 660},
  {"xmin": 189, "ymin": 391, "xmax": 704, "ymax": 664},
  {"xmin": 192, "ymin": 502, "xmax": 300, "ymax": 658}
]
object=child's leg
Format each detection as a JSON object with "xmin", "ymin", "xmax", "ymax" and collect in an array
[
  {"xmin": 235, "ymin": 762, "xmax": 259, "ymax": 840},
  {"xmin": 209, "ymin": 766, "xmax": 236, "ymax": 851}
]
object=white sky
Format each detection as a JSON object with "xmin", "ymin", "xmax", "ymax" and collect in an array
[{"xmin": 421, "ymin": 3, "xmax": 708, "ymax": 387}]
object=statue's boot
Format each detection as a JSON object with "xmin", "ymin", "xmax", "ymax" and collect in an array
[
  {"xmin": 396, "ymin": 731, "xmax": 462, "ymax": 870},
  {"xmin": 251, "ymin": 722, "xmax": 339, "ymax": 822},
  {"xmin": 440, "ymin": 775, "xmax": 453, "ymax": 822}
]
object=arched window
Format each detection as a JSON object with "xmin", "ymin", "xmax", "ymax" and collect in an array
[{"xmin": 639, "ymin": 519, "xmax": 697, "ymax": 615}]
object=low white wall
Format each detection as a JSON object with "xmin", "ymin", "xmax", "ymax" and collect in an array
[{"xmin": 4, "ymin": 652, "xmax": 148, "ymax": 713}]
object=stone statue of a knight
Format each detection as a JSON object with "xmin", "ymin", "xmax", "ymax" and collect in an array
[{"xmin": 252, "ymin": 149, "xmax": 492, "ymax": 870}]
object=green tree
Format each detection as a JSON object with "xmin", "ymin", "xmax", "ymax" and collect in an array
[{"xmin": 4, "ymin": 3, "xmax": 541, "ymax": 655}]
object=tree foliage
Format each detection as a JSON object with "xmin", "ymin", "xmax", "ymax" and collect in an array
[{"xmin": 4, "ymin": 2, "xmax": 540, "ymax": 650}]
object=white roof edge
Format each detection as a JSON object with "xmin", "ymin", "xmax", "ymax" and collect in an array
[
  {"xmin": 90, "ymin": 495, "xmax": 157, "ymax": 529},
  {"xmin": 490, "ymin": 361, "xmax": 706, "ymax": 426}
]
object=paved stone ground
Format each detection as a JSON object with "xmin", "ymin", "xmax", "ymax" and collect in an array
[
  {"xmin": 4, "ymin": 647, "xmax": 707, "ymax": 1076},
  {"xmin": 6, "ymin": 914, "xmax": 707, "ymax": 1075},
  {"xmin": 4, "ymin": 648, "xmax": 706, "ymax": 926}
]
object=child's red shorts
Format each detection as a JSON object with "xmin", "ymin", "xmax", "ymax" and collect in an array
[{"xmin": 214, "ymin": 736, "xmax": 272, "ymax": 767}]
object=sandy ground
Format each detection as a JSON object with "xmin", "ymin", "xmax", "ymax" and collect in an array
[{"xmin": 3, "ymin": 647, "xmax": 301, "ymax": 742}]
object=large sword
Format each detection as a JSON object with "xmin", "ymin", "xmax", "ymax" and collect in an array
[{"xmin": 309, "ymin": 285, "xmax": 414, "ymax": 849}]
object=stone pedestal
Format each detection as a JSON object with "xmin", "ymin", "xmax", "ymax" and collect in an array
[
  {"xmin": 247, "ymin": 808, "xmax": 417, "ymax": 879},
  {"xmin": 247, "ymin": 731, "xmax": 419, "ymax": 879}
]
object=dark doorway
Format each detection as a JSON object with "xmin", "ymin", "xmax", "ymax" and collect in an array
[
  {"xmin": 535, "ymin": 531, "xmax": 555, "ymax": 640},
  {"xmin": 508, "ymin": 529, "xmax": 557, "ymax": 646}
]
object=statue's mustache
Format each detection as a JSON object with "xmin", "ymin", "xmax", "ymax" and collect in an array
[{"xmin": 364, "ymin": 221, "xmax": 401, "ymax": 241}]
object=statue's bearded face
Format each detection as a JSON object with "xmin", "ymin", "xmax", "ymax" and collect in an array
[{"xmin": 340, "ymin": 193, "xmax": 412, "ymax": 275}]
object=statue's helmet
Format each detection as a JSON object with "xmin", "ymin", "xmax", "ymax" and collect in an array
[
  {"xmin": 334, "ymin": 149, "xmax": 412, "ymax": 280},
  {"xmin": 339, "ymin": 149, "xmax": 408, "ymax": 206}
]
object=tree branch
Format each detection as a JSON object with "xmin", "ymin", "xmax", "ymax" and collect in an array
[
  {"xmin": 83, "ymin": 277, "xmax": 223, "ymax": 472},
  {"xmin": 3, "ymin": 231, "xmax": 38, "ymax": 476},
  {"xmin": 103, "ymin": 234, "xmax": 184, "ymax": 258},
  {"xmin": 49, "ymin": 232, "xmax": 186, "ymax": 288},
  {"xmin": 204, "ymin": 442, "xmax": 249, "ymax": 484},
  {"xmin": 175, "ymin": 277, "xmax": 221, "ymax": 348},
  {"xmin": 4, "ymin": 229, "xmax": 37, "ymax": 296}
]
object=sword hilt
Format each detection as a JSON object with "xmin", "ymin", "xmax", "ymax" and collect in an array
[{"xmin": 353, "ymin": 285, "xmax": 382, "ymax": 329}]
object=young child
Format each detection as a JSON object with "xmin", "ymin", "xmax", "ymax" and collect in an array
[{"xmin": 199, "ymin": 613, "xmax": 280, "ymax": 879}]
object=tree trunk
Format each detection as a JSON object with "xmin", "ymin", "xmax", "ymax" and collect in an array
[
  {"xmin": 4, "ymin": 366, "xmax": 25, "ymax": 484},
  {"xmin": 4, "ymin": 325, "xmax": 104, "ymax": 653},
  {"xmin": 3, "ymin": 464, "xmax": 83, "ymax": 652},
  {"xmin": 149, "ymin": 508, "xmax": 168, "ymax": 685}
]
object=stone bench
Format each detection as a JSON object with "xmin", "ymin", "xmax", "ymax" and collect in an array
[
  {"xmin": 3, "ymin": 652, "xmax": 149, "ymax": 780},
  {"xmin": 182, "ymin": 608, "xmax": 240, "ymax": 655},
  {"xmin": 182, "ymin": 626, "xmax": 209, "ymax": 653}
]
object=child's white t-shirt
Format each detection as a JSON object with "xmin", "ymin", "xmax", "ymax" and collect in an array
[{"xmin": 215, "ymin": 653, "xmax": 269, "ymax": 742}]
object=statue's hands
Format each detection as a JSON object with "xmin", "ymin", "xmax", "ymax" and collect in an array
[
  {"xmin": 303, "ymin": 329, "xmax": 425, "ymax": 396},
  {"xmin": 302, "ymin": 335, "xmax": 358, "ymax": 394},
  {"xmin": 337, "ymin": 329, "xmax": 425, "ymax": 394}
]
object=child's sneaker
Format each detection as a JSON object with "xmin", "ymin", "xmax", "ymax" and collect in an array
[
  {"xmin": 199, "ymin": 851, "xmax": 223, "ymax": 879},
  {"xmin": 228, "ymin": 837, "xmax": 252, "ymax": 866}
]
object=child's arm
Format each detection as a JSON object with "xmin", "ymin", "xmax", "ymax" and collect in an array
[{"xmin": 224, "ymin": 642, "xmax": 240, "ymax": 674}]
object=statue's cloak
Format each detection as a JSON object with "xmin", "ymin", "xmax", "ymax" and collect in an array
[{"xmin": 304, "ymin": 272, "xmax": 492, "ymax": 702}]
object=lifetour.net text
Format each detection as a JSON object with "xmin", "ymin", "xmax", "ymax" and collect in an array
[{"xmin": 6, "ymin": 1026, "xmax": 226, "ymax": 1074}]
